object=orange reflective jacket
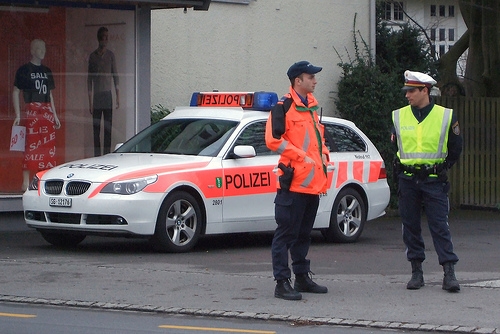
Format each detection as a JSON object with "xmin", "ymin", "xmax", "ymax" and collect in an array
[{"xmin": 265, "ymin": 87, "xmax": 329, "ymax": 195}]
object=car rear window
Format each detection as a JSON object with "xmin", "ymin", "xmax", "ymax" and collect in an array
[{"xmin": 324, "ymin": 123, "xmax": 367, "ymax": 152}]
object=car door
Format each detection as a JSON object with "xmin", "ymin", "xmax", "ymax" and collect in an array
[
  {"xmin": 221, "ymin": 120, "xmax": 278, "ymax": 232},
  {"xmin": 317, "ymin": 121, "xmax": 369, "ymax": 215}
]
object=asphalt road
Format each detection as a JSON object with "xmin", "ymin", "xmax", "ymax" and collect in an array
[
  {"xmin": 0, "ymin": 302, "xmax": 403, "ymax": 334},
  {"xmin": 0, "ymin": 209, "xmax": 499, "ymax": 333}
]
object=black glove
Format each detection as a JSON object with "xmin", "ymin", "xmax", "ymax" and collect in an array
[
  {"xmin": 435, "ymin": 163, "xmax": 448, "ymax": 182},
  {"xmin": 278, "ymin": 162, "xmax": 294, "ymax": 191}
]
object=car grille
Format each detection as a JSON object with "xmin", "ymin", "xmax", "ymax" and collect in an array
[
  {"xmin": 44, "ymin": 180, "xmax": 91, "ymax": 196},
  {"xmin": 47, "ymin": 212, "xmax": 81, "ymax": 224},
  {"xmin": 28, "ymin": 212, "xmax": 127, "ymax": 226},
  {"xmin": 66, "ymin": 181, "xmax": 91, "ymax": 195},
  {"xmin": 45, "ymin": 180, "xmax": 64, "ymax": 195},
  {"xmin": 86, "ymin": 214, "xmax": 128, "ymax": 225}
]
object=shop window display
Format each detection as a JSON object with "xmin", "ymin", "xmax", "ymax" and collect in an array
[
  {"xmin": 12, "ymin": 39, "xmax": 61, "ymax": 190},
  {"xmin": 0, "ymin": 5, "xmax": 135, "ymax": 195}
]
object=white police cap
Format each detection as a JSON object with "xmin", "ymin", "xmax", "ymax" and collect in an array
[{"xmin": 402, "ymin": 70, "xmax": 437, "ymax": 90}]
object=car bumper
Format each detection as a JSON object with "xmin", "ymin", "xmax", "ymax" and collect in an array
[
  {"xmin": 366, "ymin": 180, "xmax": 391, "ymax": 221},
  {"xmin": 22, "ymin": 190, "xmax": 162, "ymax": 236}
]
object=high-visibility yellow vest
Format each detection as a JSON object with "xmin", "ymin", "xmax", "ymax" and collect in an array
[{"xmin": 392, "ymin": 104, "xmax": 452, "ymax": 166}]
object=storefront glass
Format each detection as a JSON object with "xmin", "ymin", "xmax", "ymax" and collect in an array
[{"xmin": 0, "ymin": 5, "xmax": 135, "ymax": 194}]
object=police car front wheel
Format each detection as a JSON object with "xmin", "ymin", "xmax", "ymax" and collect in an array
[
  {"xmin": 150, "ymin": 191, "xmax": 202, "ymax": 253},
  {"xmin": 322, "ymin": 188, "xmax": 366, "ymax": 243}
]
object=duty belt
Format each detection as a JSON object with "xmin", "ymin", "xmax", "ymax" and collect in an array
[{"xmin": 401, "ymin": 163, "xmax": 443, "ymax": 178}]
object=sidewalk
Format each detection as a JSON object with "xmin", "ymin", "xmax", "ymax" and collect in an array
[{"xmin": 0, "ymin": 209, "xmax": 499, "ymax": 333}]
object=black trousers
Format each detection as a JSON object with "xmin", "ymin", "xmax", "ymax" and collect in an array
[
  {"xmin": 271, "ymin": 189, "xmax": 319, "ymax": 280},
  {"xmin": 92, "ymin": 91, "xmax": 113, "ymax": 157},
  {"xmin": 398, "ymin": 177, "xmax": 459, "ymax": 265}
]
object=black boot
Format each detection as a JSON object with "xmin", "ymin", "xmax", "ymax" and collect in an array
[
  {"xmin": 442, "ymin": 262, "xmax": 460, "ymax": 292},
  {"xmin": 275, "ymin": 279, "xmax": 302, "ymax": 300},
  {"xmin": 407, "ymin": 260, "xmax": 424, "ymax": 290},
  {"xmin": 294, "ymin": 272, "xmax": 328, "ymax": 293}
]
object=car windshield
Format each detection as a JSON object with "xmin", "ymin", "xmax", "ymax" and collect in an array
[{"xmin": 115, "ymin": 118, "xmax": 238, "ymax": 156}]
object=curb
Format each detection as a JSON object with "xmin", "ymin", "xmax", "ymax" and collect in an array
[{"xmin": 0, "ymin": 294, "xmax": 497, "ymax": 333}]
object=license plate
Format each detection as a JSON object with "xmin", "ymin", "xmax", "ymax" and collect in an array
[{"xmin": 49, "ymin": 197, "xmax": 72, "ymax": 207}]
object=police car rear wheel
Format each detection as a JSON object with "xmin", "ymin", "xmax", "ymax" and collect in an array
[
  {"xmin": 151, "ymin": 191, "xmax": 202, "ymax": 253},
  {"xmin": 38, "ymin": 230, "xmax": 86, "ymax": 248},
  {"xmin": 322, "ymin": 188, "xmax": 366, "ymax": 243}
]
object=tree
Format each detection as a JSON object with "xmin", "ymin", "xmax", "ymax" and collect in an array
[
  {"xmin": 455, "ymin": 0, "xmax": 500, "ymax": 97},
  {"xmin": 335, "ymin": 10, "xmax": 436, "ymax": 207},
  {"xmin": 397, "ymin": 0, "xmax": 500, "ymax": 97},
  {"xmin": 151, "ymin": 104, "xmax": 170, "ymax": 124},
  {"xmin": 376, "ymin": 19, "xmax": 436, "ymax": 80}
]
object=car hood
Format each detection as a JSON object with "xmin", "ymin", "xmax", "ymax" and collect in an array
[{"xmin": 39, "ymin": 153, "xmax": 213, "ymax": 183}]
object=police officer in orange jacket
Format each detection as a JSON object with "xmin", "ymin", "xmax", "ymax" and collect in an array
[{"xmin": 265, "ymin": 61, "xmax": 330, "ymax": 300}]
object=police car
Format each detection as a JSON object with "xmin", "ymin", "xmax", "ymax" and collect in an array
[{"xmin": 23, "ymin": 91, "xmax": 390, "ymax": 253}]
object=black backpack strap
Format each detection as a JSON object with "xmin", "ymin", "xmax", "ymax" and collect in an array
[
  {"xmin": 271, "ymin": 97, "xmax": 293, "ymax": 139},
  {"xmin": 282, "ymin": 97, "xmax": 292, "ymax": 114}
]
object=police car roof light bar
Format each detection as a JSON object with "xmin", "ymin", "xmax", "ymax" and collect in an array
[
  {"xmin": 190, "ymin": 91, "xmax": 278, "ymax": 111},
  {"xmin": 253, "ymin": 91, "xmax": 278, "ymax": 110}
]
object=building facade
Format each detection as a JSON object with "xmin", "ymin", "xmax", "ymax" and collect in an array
[{"xmin": 151, "ymin": 0, "xmax": 377, "ymax": 116}]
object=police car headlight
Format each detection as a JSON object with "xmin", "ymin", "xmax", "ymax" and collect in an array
[{"xmin": 100, "ymin": 175, "xmax": 158, "ymax": 195}]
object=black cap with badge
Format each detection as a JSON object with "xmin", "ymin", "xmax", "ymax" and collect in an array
[{"xmin": 287, "ymin": 61, "xmax": 322, "ymax": 80}]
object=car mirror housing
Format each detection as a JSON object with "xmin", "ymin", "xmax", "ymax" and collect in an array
[{"xmin": 233, "ymin": 145, "xmax": 256, "ymax": 158}]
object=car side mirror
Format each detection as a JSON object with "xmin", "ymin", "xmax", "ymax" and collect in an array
[{"xmin": 233, "ymin": 145, "xmax": 256, "ymax": 158}]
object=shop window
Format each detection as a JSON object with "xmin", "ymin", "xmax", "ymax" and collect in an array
[{"xmin": 0, "ymin": 6, "xmax": 135, "ymax": 195}]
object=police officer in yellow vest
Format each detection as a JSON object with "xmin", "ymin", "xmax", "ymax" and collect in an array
[{"xmin": 391, "ymin": 70, "xmax": 463, "ymax": 292}]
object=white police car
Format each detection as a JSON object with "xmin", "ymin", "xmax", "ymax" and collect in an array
[{"xmin": 23, "ymin": 91, "xmax": 390, "ymax": 253}]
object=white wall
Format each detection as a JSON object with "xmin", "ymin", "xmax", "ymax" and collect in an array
[{"xmin": 151, "ymin": 0, "xmax": 373, "ymax": 116}]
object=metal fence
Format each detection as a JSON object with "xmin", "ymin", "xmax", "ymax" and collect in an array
[{"xmin": 437, "ymin": 97, "xmax": 500, "ymax": 210}]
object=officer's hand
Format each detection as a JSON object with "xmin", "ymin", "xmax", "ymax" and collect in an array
[{"xmin": 437, "ymin": 164, "xmax": 448, "ymax": 182}]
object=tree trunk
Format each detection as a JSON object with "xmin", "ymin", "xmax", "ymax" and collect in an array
[
  {"xmin": 438, "ymin": 31, "xmax": 468, "ymax": 96},
  {"xmin": 460, "ymin": 0, "xmax": 500, "ymax": 97}
]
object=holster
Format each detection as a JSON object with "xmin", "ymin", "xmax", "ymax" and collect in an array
[
  {"xmin": 278, "ymin": 162, "xmax": 294, "ymax": 191},
  {"xmin": 392, "ymin": 157, "xmax": 402, "ymax": 181}
]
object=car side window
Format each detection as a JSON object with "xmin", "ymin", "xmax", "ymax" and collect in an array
[
  {"xmin": 324, "ymin": 123, "xmax": 366, "ymax": 152},
  {"xmin": 233, "ymin": 121, "xmax": 276, "ymax": 156}
]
